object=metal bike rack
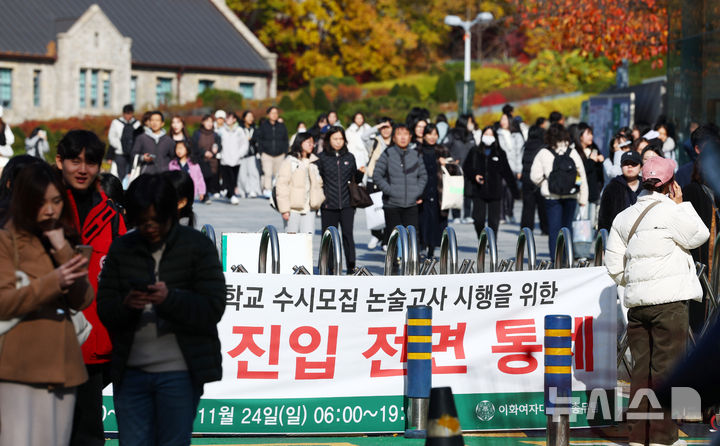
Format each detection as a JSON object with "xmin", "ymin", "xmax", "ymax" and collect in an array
[
  {"xmin": 553, "ymin": 227, "xmax": 574, "ymax": 269},
  {"xmin": 515, "ymin": 227, "xmax": 537, "ymax": 271},
  {"xmin": 593, "ymin": 229, "xmax": 608, "ymax": 267},
  {"xmin": 439, "ymin": 226, "xmax": 459, "ymax": 274},
  {"xmin": 477, "ymin": 227, "xmax": 498, "ymax": 273},
  {"xmin": 201, "ymin": 224, "xmax": 216, "ymax": 247},
  {"xmin": 385, "ymin": 225, "xmax": 410, "ymax": 275},
  {"xmin": 405, "ymin": 225, "xmax": 420, "ymax": 276},
  {"xmin": 258, "ymin": 225, "xmax": 280, "ymax": 274},
  {"xmin": 318, "ymin": 226, "xmax": 343, "ymax": 275}
]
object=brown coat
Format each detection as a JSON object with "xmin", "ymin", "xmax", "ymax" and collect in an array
[{"xmin": 0, "ymin": 224, "xmax": 93, "ymax": 388}]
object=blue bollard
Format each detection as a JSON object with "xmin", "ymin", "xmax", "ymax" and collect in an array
[
  {"xmin": 544, "ymin": 315, "xmax": 571, "ymax": 446},
  {"xmin": 405, "ymin": 305, "xmax": 432, "ymax": 438}
]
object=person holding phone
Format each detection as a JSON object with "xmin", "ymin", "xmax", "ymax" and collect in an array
[
  {"xmin": 571, "ymin": 122, "xmax": 604, "ymax": 225},
  {"xmin": 97, "ymin": 173, "xmax": 225, "ymax": 445},
  {"xmin": 605, "ymin": 156, "xmax": 708, "ymax": 446},
  {"xmin": 0, "ymin": 163, "xmax": 93, "ymax": 445}
]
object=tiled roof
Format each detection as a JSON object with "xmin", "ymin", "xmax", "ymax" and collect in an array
[{"xmin": 0, "ymin": 0, "xmax": 272, "ymax": 72}]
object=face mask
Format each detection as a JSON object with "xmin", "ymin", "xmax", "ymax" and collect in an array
[{"xmin": 482, "ymin": 135, "xmax": 496, "ymax": 146}]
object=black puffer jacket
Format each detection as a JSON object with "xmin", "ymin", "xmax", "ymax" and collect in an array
[
  {"xmin": 521, "ymin": 134, "xmax": 546, "ymax": 188},
  {"xmin": 315, "ymin": 147, "xmax": 362, "ymax": 210},
  {"xmin": 256, "ymin": 119, "xmax": 289, "ymax": 157},
  {"xmin": 97, "ymin": 224, "xmax": 226, "ymax": 387},
  {"xmin": 463, "ymin": 144, "xmax": 519, "ymax": 200},
  {"xmin": 597, "ymin": 175, "xmax": 641, "ymax": 231}
]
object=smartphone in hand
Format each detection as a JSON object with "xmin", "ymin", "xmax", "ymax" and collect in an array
[
  {"xmin": 128, "ymin": 279, "xmax": 153, "ymax": 293},
  {"xmin": 74, "ymin": 245, "xmax": 93, "ymax": 261}
]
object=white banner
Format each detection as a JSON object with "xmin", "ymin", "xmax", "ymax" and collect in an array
[
  {"xmin": 208, "ymin": 267, "xmax": 617, "ymax": 400},
  {"xmin": 102, "ymin": 267, "xmax": 617, "ymax": 433}
]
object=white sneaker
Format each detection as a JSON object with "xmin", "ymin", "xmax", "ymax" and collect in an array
[
  {"xmin": 382, "ymin": 245, "xmax": 388, "ymax": 252},
  {"xmin": 452, "ymin": 218, "xmax": 462, "ymax": 224},
  {"xmin": 211, "ymin": 193, "xmax": 221, "ymax": 199},
  {"xmin": 368, "ymin": 236, "xmax": 380, "ymax": 250},
  {"xmin": 230, "ymin": 196, "xmax": 240, "ymax": 205},
  {"xmin": 248, "ymin": 192, "xmax": 257, "ymax": 198},
  {"xmin": 263, "ymin": 189, "xmax": 272, "ymax": 199}
]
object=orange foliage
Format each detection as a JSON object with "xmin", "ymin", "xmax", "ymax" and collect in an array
[{"xmin": 511, "ymin": 0, "xmax": 667, "ymax": 69}]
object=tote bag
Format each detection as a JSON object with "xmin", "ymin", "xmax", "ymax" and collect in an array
[
  {"xmin": 364, "ymin": 191, "xmax": 385, "ymax": 231},
  {"xmin": 440, "ymin": 165, "xmax": 464, "ymax": 211}
]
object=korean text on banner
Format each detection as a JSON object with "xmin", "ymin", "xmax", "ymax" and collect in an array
[{"xmin": 101, "ymin": 267, "xmax": 617, "ymax": 434}]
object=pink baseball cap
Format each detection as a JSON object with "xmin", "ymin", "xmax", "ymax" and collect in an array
[{"xmin": 642, "ymin": 156, "xmax": 677, "ymax": 186}]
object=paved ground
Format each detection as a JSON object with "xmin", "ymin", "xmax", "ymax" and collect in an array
[{"xmin": 194, "ymin": 196, "xmax": 551, "ymax": 275}]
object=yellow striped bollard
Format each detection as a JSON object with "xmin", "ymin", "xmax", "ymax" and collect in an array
[
  {"xmin": 405, "ymin": 305, "xmax": 432, "ymax": 438},
  {"xmin": 544, "ymin": 314, "xmax": 571, "ymax": 446}
]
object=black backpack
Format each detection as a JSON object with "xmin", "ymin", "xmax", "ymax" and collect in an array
[
  {"xmin": 546, "ymin": 148, "xmax": 578, "ymax": 195},
  {"xmin": 119, "ymin": 119, "xmax": 136, "ymax": 156}
]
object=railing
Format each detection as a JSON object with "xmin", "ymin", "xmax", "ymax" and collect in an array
[
  {"xmin": 476, "ymin": 227, "xmax": 498, "ymax": 272},
  {"xmin": 201, "ymin": 224, "xmax": 216, "ymax": 247},
  {"xmin": 258, "ymin": 225, "xmax": 280, "ymax": 274},
  {"xmin": 515, "ymin": 227, "xmax": 537, "ymax": 271},
  {"xmin": 318, "ymin": 226, "xmax": 343, "ymax": 275},
  {"xmin": 553, "ymin": 227, "xmax": 574, "ymax": 269},
  {"xmin": 385, "ymin": 225, "xmax": 410, "ymax": 275},
  {"xmin": 439, "ymin": 227, "xmax": 458, "ymax": 274}
]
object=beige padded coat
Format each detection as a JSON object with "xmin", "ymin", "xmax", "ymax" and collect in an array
[{"xmin": 275, "ymin": 153, "xmax": 324, "ymax": 214}]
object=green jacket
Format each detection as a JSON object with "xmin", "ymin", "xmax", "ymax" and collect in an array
[{"xmin": 97, "ymin": 223, "xmax": 225, "ymax": 386}]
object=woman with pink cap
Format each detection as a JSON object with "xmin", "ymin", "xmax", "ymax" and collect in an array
[{"xmin": 605, "ymin": 156, "xmax": 708, "ymax": 446}]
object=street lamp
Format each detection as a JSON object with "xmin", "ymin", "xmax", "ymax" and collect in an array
[{"xmin": 444, "ymin": 12, "xmax": 494, "ymax": 114}]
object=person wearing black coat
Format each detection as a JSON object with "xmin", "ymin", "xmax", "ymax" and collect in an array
[
  {"xmin": 682, "ymin": 162, "xmax": 719, "ymax": 334},
  {"xmin": 597, "ymin": 152, "xmax": 642, "ymax": 231},
  {"xmin": 191, "ymin": 114, "xmax": 223, "ymax": 200},
  {"xmin": 418, "ymin": 124, "xmax": 455, "ymax": 258},
  {"xmin": 96, "ymin": 174, "xmax": 225, "ymax": 446},
  {"xmin": 463, "ymin": 126, "xmax": 519, "ymax": 238},
  {"xmin": 445, "ymin": 115, "xmax": 475, "ymax": 221},
  {"xmin": 520, "ymin": 125, "xmax": 549, "ymax": 233},
  {"xmin": 256, "ymin": 106, "xmax": 290, "ymax": 194},
  {"xmin": 315, "ymin": 127, "xmax": 364, "ymax": 273}
]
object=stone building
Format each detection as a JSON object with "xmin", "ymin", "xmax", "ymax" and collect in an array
[{"xmin": 0, "ymin": 0, "xmax": 277, "ymax": 124}]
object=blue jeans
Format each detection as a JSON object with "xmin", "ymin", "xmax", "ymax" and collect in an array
[
  {"xmin": 545, "ymin": 198, "xmax": 577, "ymax": 260},
  {"xmin": 114, "ymin": 369, "xmax": 201, "ymax": 446}
]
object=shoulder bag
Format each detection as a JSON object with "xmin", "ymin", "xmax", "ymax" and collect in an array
[{"xmin": 623, "ymin": 201, "xmax": 661, "ymax": 270}]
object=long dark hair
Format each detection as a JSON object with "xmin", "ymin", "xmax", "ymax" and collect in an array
[
  {"xmin": 290, "ymin": 133, "xmax": 314, "ymax": 159},
  {"xmin": 323, "ymin": 126, "xmax": 347, "ymax": 151},
  {"xmin": 162, "ymin": 170, "xmax": 195, "ymax": 227},
  {"xmin": 9, "ymin": 163, "xmax": 78, "ymax": 242},
  {"xmin": 479, "ymin": 125, "xmax": 500, "ymax": 150},
  {"xmin": 170, "ymin": 115, "xmax": 190, "ymax": 140},
  {"xmin": 570, "ymin": 122, "xmax": 593, "ymax": 161}
]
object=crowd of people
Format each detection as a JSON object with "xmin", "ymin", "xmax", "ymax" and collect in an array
[{"xmin": 0, "ymin": 97, "xmax": 719, "ymax": 446}]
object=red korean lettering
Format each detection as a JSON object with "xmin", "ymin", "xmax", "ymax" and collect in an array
[
  {"xmin": 431, "ymin": 323, "xmax": 468, "ymax": 374},
  {"xmin": 491, "ymin": 319, "xmax": 542, "ymax": 374},
  {"xmin": 362, "ymin": 326, "xmax": 407, "ymax": 377},
  {"xmin": 572, "ymin": 316, "xmax": 594, "ymax": 371},
  {"xmin": 290, "ymin": 325, "xmax": 338, "ymax": 379},
  {"xmin": 227, "ymin": 325, "xmax": 281, "ymax": 379}
]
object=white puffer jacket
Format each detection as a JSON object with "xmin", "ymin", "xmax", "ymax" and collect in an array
[{"xmin": 605, "ymin": 191, "xmax": 709, "ymax": 308}]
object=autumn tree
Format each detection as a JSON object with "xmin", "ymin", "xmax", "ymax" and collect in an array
[
  {"xmin": 511, "ymin": 0, "xmax": 667, "ymax": 68},
  {"xmin": 228, "ymin": 0, "xmax": 420, "ymax": 86}
]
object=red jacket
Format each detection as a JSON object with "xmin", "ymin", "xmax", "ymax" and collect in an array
[{"xmin": 66, "ymin": 184, "xmax": 127, "ymax": 364}]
